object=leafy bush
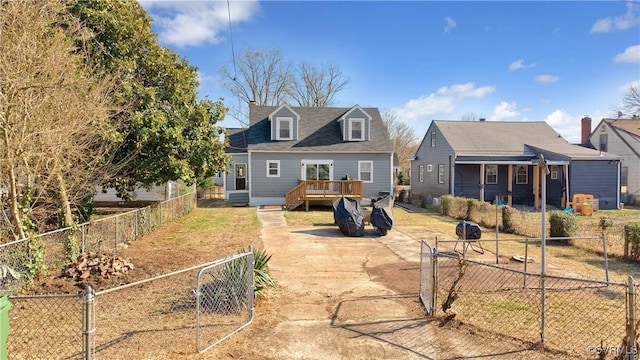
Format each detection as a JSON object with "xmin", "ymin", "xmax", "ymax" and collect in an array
[
  {"xmin": 501, "ymin": 206, "xmax": 517, "ymax": 234},
  {"xmin": 625, "ymin": 223, "xmax": 640, "ymax": 261},
  {"xmin": 549, "ymin": 211, "xmax": 577, "ymax": 242},
  {"xmin": 396, "ymin": 171, "xmax": 410, "ymax": 186},
  {"xmin": 441, "ymin": 195, "xmax": 467, "ymax": 219}
]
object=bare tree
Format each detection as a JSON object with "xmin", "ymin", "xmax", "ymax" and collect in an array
[
  {"xmin": 620, "ymin": 84, "xmax": 640, "ymax": 118},
  {"xmin": 290, "ymin": 62, "xmax": 350, "ymax": 107},
  {"xmin": 1, "ymin": 1, "xmax": 122, "ymax": 251},
  {"xmin": 219, "ymin": 47, "xmax": 292, "ymax": 125},
  {"xmin": 460, "ymin": 112, "xmax": 485, "ymax": 121},
  {"xmin": 219, "ymin": 47, "xmax": 350, "ymax": 126},
  {"xmin": 381, "ymin": 109, "xmax": 420, "ymax": 175}
]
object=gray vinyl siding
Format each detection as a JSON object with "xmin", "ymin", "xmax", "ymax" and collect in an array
[
  {"xmin": 271, "ymin": 107, "xmax": 299, "ymax": 141},
  {"xmin": 250, "ymin": 152, "xmax": 392, "ymax": 199},
  {"xmin": 569, "ymin": 160, "xmax": 619, "ymax": 210},
  {"xmin": 411, "ymin": 123, "xmax": 454, "ymax": 199}
]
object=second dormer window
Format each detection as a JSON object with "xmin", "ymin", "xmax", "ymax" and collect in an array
[
  {"xmin": 350, "ymin": 118, "xmax": 364, "ymax": 141},
  {"xmin": 277, "ymin": 117, "xmax": 292, "ymax": 140}
]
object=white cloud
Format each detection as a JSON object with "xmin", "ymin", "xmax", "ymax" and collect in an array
[
  {"xmin": 394, "ymin": 82, "xmax": 495, "ymax": 122},
  {"xmin": 490, "ymin": 101, "xmax": 520, "ymax": 121},
  {"xmin": 591, "ymin": 2, "xmax": 640, "ymax": 33},
  {"xmin": 140, "ymin": 0, "xmax": 260, "ymax": 47},
  {"xmin": 544, "ymin": 109, "xmax": 581, "ymax": 143},
  {"xmin": 535, "ymin": 74, "xmax": 560, "ymax": 83},
  {"xmin": 619, "ymin": 80, "xmax": 640, "ymax": 93},
  {"xmin": 444, "ymin": 16, "xmax": 456, "ymax": 33},
  {"xmin": 509, "ymin": 59, "xmax": 536, "ymax": 72},
  {"xmin": 613, "ymin": 44, "xmax": 640, "ymax": 64}
]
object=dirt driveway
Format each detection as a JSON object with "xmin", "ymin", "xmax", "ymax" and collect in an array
[{"xmin": 203, "ymin": 205, "xmax": 557, "ymax": 360}]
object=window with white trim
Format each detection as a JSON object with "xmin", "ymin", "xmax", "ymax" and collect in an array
[
  {"xmin": 358, "ymin": 161, "xmax": 373, "ymax": 183},
  {"xmin": 486, "ymin": 165, "xmax": 498, "ymax": 184},
  {"xmin": 276, "ymin": 117, "xmax": 292, "ymax": 140},
  {"xmin": 438, "ymin": 164, "xmax": 445, "ymax": 184},
  {"xmin": 419, "ymin": 165, "xmax": 424, "ymax": 182},
  {"xmin": 266, "ymin": 160, "xmax": 280, "ymax": 177},
  {"xmin": 350, "ymin": 118, "xmax": 364, "ymax": 141},
  {"xmin": 516, "ymin": 165, "xmax": 528, "ymax": 184},
  {"xmin": 550, "ymin": 165, "xmax": 558, "ymax": 180},
  {"xmin": 431, "ymin": 131, "xmax": 436, "ymax": 147}
]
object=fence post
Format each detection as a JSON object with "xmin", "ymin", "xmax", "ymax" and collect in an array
[
  {"xmin": 135, "ymin": 210, "xmax": 139, "ymax": 239},
  {"xmin": 523, "ymin": 238, "xmax": 529, "ymax": 288},
  {"xmin": 627, "ymin": 276, "xmax": 637, "ymax": 360},
  {"xmin": 115, "ymin": 215, "xmax": 119, "ymax": 250},
  {"xmin": 83, "ymin": 286, "xmax": 95, "ymax": 360},
  {"xmin": 81, "ymin": 224, "xmax": 86, "ymax": 255},
  {"xmin": 602, "ymin": 232, "xmax": 610, "ymax": 283},
  {"xmin": 625, "ymin": 228, "xmax": 629, "ymax": 259}
]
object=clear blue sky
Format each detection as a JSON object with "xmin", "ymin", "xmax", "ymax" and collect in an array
[{"xmin": 139, "ymin": 1, "xmax": 640, "ymax": 143}]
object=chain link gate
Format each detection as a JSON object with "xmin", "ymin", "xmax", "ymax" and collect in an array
[
  {"xmin": 196, "ymin": 246, "xmax": 255, "ymax": 353},
  {"xmin": 419, "ymin": 240, "xmax": 436, "ymax": 316}
]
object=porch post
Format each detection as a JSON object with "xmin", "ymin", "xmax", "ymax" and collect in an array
[
  {"xmin": 507, "ymin": 165, "xmax": 513, "ymax": 206},
  {"xmin": 564, "ymin": 164, "xmax": 570, "ymax": 207},
  {"xmin": 533, "ymin": 165, "xmax": 540, "ymax": 209},
  {"xmin": 479, "ymin": 164, "xmax": 485, "ymax": 202}
]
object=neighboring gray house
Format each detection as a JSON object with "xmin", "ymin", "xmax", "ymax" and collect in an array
[
  {"xmin": 410, "ymin": 120, "xmax": 622, "ymax": 210},
  {"xmin": 581, "ymin": 116, "xmax": 640, "ymax": 205},
  {"xmin": 223, "ymin": 103, "xmax": 394, "ymax": 208}
]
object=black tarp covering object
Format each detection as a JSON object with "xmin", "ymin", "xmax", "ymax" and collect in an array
[
  {"xmin": 455, "ymin": 221, "xmax": 482, "ymax": 240},
  {"xmin": 333, "ymin": 196, "xmax": 365, "ymax": 237},
  {"xmin": 370, "ymin": 194, "xmax": 394, "ymax": 235}
]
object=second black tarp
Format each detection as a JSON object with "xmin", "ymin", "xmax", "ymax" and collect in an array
[{"xmin": 370, "ymin": 194, "xmax": 394, "ymax": 235}]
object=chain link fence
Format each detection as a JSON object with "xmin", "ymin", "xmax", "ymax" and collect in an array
[
  {"xmin": 0, "ymin": 193, "xmax": 196, "ymax": 295},
  {"xmin": 421, "ymin": 240, "xmax": 635, "ymax": 358},
  {"xmin": 7, "ymin": 248, "xmax": 254, "ymax": 359}
]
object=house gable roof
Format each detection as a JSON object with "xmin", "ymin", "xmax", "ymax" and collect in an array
[
  {"xmin": 433, "ymin": 120, "xmax": 618, "ymax": 161},
  {"xmin": 592, "ymin": 118, "xmax": 640, "ymax": 159},
  {"xmin": 247, "ymin": 105, "xmax": 392, "ymax": 153},
  {"xmin": 604, "ymin": 118, "xmax": 640, "ymax": 137}
]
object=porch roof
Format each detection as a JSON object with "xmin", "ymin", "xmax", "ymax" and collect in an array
[{"xmin": 435, "ymin": 120, "xmax": 620, "ymax": 161}]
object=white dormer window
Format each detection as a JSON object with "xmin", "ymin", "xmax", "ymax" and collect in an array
[
  {"xmin": 349, "ymin": 118, "xmax": 364, "ymax": 141},
  {"xmin": 276, "ymin": 117, "xmax": 292, "ymax": 140}
]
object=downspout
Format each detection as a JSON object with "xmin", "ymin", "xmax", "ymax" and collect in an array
[
  {"xmin": 389, "ymin": 152, "xmax": 394, "ymax": 195},
  {"xmin": 449, "ymin": 155, "xmax": 455, "ymax": 196},
  {"xmin": 617, "ymin": 161, "xmax": 621, "ymax": 209},
  {"xmin": 247, "ymin": 151, "xmax": 252, "ymax": 205}
]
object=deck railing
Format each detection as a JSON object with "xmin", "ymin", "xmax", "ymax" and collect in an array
[{"xmin": 285, "ymin": 180, "xmax": 363, "ymax": 210}]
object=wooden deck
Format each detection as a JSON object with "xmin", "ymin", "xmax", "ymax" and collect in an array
[{"xmin": 285, "ymin": 180, "xmax": 363, "ymax": 211}]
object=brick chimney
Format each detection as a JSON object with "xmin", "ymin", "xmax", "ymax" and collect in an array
[{"xmin": 581, "ymin": 116, "xmax": 592, "ymax": 146}]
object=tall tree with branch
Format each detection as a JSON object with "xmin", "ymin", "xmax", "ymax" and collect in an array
[
  {"xmin": 620, "ymin": 84, "xmax": 640, "ymax": 118},
  {"xmin": 290, "ymin": 62, "xmax": 350, "ymax": 107},
  {"xmin": 219, "ymin": 47, "xmax": 350, "ymax": 126},
  {"xmin": 381, "ymin": 109, "xmax": 420, "ymax": 176},
  {"xmin": 70, "ymin": 0, "xmax": 229, "ymax": 199},
  {"xmin": 1, "ymin": 0, "xmax": 124, "ymax": 268}
]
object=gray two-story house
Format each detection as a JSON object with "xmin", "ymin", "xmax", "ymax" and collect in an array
[
  {"xmin": 223, "ymin": 103, "xmax": 394, "ymax": 209},
  {"xmin": 582, "ymin": 116, "xmax": 640, "ymax": 205},
  {"xmin": 410, "ymin": 120, "xmax": 621, "ymax": 210}
]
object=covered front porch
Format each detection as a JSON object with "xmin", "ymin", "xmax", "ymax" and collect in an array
[
  {"xmin": 285, "ymin": 180, "xmax": 363, "ymax": 211},
  {"xmin": 452, "ymin": 160, "xmax": 570, "ymax": 209}
]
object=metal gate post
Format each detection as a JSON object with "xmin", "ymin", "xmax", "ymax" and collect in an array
[
  {"xmin": 83, "ymin": 286, "xmax": 95, "ymax": 360},
  {"xmin": 627, "ymin": 276, "xmax": 637, "ymax": 360}
]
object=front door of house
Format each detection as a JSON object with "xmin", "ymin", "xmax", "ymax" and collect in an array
[{"xmin": 235, "ymin": 164, "xmax": 247, "ymax": 190}]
